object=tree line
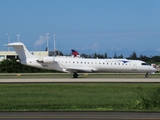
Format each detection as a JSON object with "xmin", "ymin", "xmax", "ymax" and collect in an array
[
  {"xmin": 79, "ymin": 51, "xmax": 160, "ymax": 64},
  {"xmin": 0, "ymin": 51, "xmax": 160, "ymax": 73},
  {"xmin": 0, "ymin": 59, "xmax": 55, "ymax": 73}
]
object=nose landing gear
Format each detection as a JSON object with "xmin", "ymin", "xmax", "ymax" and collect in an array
[{"xmin": 145, "ymin": 73, "xmax": 148, "ymax": 78}]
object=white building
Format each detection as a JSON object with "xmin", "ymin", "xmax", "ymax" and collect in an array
[{"xmin": 0, "ymin": 51, "xmax": 48, "ymax": 61}]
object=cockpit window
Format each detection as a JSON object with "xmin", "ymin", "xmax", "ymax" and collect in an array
[{"xmin": 142, "ymin": 63, "xmax": 150, "ymax": 66}]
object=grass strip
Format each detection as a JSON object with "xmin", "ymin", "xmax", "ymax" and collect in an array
[{"xmin": 0, "ymin": 83, "xmax": 160, "ymax": 111}]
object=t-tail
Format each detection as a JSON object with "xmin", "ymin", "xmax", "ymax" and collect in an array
[{"xmin": 7, "ymin": 42, "xmax": 36, "ymax": 61}]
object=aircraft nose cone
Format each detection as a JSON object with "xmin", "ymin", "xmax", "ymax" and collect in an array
[
  {"xmin": 151, "ymin": 67, "xmax": 157, "ymax": 72},
  {"xmin": 154, "ymin": 68, "xmax": 157, "ymax": 72}
]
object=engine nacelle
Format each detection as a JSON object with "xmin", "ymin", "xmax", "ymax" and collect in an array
[{"xmin": 37, "ymin": 57, "xmax": 54, "ymax": 63}]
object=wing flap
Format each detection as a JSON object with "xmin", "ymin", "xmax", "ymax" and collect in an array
[{"xmin": 65, "ymin": 67, "xmax": 96, "ymax": 73}]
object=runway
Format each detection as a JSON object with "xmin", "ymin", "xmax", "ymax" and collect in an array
[
  {"xmin": 1, "ymin": 111, "xmax": 160, "ymax": 120},
  {"xmin": 0, "ymin": 78, "xmax": 160, "ymax": 83}
]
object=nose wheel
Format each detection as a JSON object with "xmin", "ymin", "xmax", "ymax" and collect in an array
[
  {"xmin": 145, "ymin": 73, "xmax": 148, "ymax": 78},
  {"xmin": 73, "ymin": 73, "xmax": 78, "ymax": 78}
]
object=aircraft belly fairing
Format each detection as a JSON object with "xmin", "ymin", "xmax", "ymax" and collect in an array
[{"xmin": 65, "ymin": 67, "xmax": 96, "ymax": 73}]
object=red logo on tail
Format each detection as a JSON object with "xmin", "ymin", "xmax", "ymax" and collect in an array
[{"xmin": 71, "ymin": 49, "xmax": 79, "ymax": 57}]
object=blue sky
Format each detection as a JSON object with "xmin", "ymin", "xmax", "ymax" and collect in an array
[{"xmin": 0, "ymin": 0, "xmax": 160, "ymax": 57}]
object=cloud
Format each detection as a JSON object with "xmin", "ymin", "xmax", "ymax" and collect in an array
[{"xmin": 34, "ymin": 35, "xmax": 50, "ymax": 47}]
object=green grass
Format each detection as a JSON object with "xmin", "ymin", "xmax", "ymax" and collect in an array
[{"xmin": 0, "ymin": 83, "xmax": 160, "ymax": 111}]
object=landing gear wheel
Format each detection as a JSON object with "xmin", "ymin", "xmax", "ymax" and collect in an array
[
  {"xmin": 73, "ymin": 73, "xmax": 78, "ymax": 78},
  {"xmin": 145, "ymin": 73, "xmax": 148, "ymax": 78}
]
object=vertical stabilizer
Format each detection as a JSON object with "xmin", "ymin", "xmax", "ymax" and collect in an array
[
  {"xmin": 71, "ymin": 49, "xmax": 79, "ymax": 57},
  {"xmin": 8, "ymin": 42, "xmax": 35, "ymax": 60}
]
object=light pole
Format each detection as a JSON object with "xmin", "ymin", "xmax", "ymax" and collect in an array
[
  {"xmin": 6, "ymin": 33, "xmax": 10, "ymax": 51},
  {"xmin": 46, "ymin": 33, "xmax": 49, "ymax": 55},
  {"xmin": 17, "ymin": 34, "xmax": 20, "ymax": 42},
  {"xmin": 53, "ymin": 34, "xmax": 57, "ymax": 56}
]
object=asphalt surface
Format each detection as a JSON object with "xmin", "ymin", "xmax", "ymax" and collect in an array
[{"xmin": 1, "ymin": 111, "xmax": 160, "ymax": 120}]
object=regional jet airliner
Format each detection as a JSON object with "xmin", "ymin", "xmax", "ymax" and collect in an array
[{"xmin": 8, "ymin": 42, "xmax": 157, "ymax": 78}]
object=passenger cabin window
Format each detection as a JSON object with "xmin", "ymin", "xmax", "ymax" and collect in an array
[{"xmin": 142, "ymin": 63, "xmax": 147, "ymax": 65}]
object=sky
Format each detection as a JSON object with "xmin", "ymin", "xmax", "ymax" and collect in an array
[{"xmin": 0, "ymin": 0, "xmax": 160, "ymax": 57}]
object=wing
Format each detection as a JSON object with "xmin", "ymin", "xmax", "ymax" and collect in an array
[{"xmin": 65, "ymin": 67, "xmax": 97, "ymax": 73}]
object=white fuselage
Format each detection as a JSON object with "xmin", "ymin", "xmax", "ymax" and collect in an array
[
  {"xmin": 21, "ymin": 56, "xmax": 156, "ymax": 73},
  {"xmin": 7, "ymin": 42, "xmax": 157, "ymax": 78}
]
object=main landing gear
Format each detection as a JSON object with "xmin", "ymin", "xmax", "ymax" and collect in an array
[
  {"xmin": 145, "ymin": 73, "xmax": 149, "ymax": 78},
  {"xmin": 73, "ymin": 72, "xmax": 78, "ymax": 78}
]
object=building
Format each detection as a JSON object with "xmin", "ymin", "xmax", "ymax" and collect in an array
[{"xmin": 0, "ymin": 51, "xmax": 48, "ymax": 61}]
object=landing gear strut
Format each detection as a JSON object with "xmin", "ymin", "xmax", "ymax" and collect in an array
[
  {"xmin": 145, "ymin": 73, "xmax": 148, "ymax": 78},
  {"xmin": 73, "ymin": 73, "xmax": 78, "ymax": 78}
]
